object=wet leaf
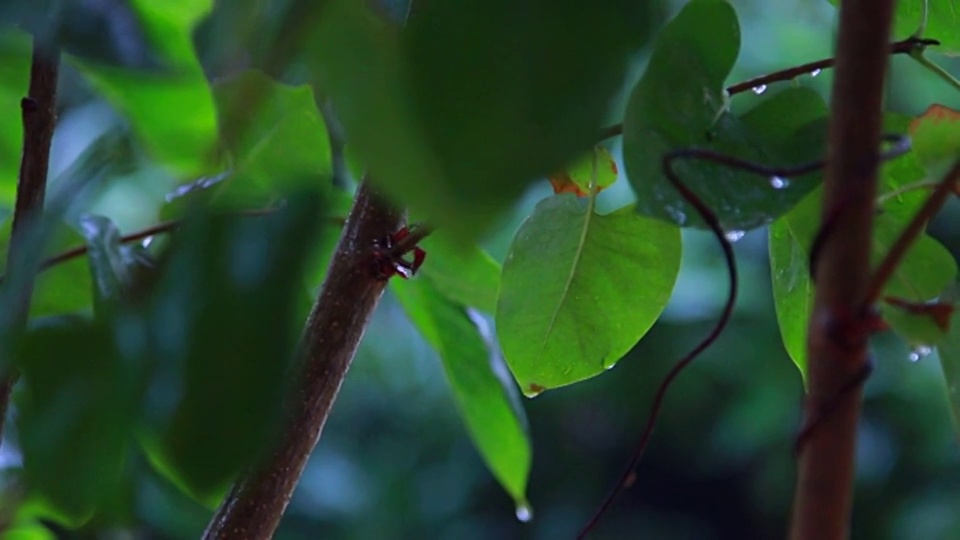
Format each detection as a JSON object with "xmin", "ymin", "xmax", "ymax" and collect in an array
[
  {"xmin": 623, "ymin": 0, "xmax": 827, "ymax": 230},
  {"xmin": 548, "ymin": 146, "xmax": 619, "ymax": 197},
  {"xmin": 392, "ymin": 277, "xmax": 531, "ymax": 507},
  {"xmin": 311, "ymin": 0, "xmax": 651, "ymax": 238},
  {"xmin": 771, "ymin": 115, "xmax": 958, "ymax": 377},
  {"xmin": 16, "ymin": 318, "xmax": 140, "ymax": 526},
  {"xmin": 496, "ymin": 195, "xmax": 681, "ymax": 390}
]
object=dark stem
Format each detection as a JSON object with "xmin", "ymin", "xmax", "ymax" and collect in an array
[
  {"xmin": 790, "ymin": 2, "xmax": 895, "ymax": 540},
  {"xmin": 861, "ymin": 160, "xmax": 960, "ymax": 307},
  {"xmin": 203, "ymin": 181, "xmax": 403, "ymax": 540},
  {"xmin": 598, "ymin": 37, "xmax": 936, "ymax": 141},
  {"xmin": 0, "ymin": 41, "xmax": 60, "ymax": 433}
]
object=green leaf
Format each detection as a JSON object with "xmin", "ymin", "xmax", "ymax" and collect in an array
[
  {"xmin": 770, "ymin": 115, "xmax": 958, "ymax": 376},
  {"xmin": 417, "ymin": 232, "xmax": 501, "ymax": 314},
  {"xmin": 70, "ymin": 1, "xmax": 218, "ymax": 177},
  {"xmin": 0, "ymin": 29, "xmax": 31, "ymax": 207},
  {"xmin": 15, "ymin": 318, "xmax": 139, "ymax": 526},
  {"xmin": 496, "ymin": 195, "xmax": 681, "ymax": 392},
  {"xmin": 311, "ymin": 0, "xmax": 651, "ymax": 238},
  {"xmin": 910, "ymin": 104, "xmax": 960, "ymax": 169},
  {"xmin": 213, "ymin": 71, "xmax": 332, "ymax": 203},
  {"xmin": 392, "ymin": 277, "xmax": 531, "ymax": 507},
  {"xmin": 138, "ymin": 193, "xmax": 324, "ymax": 503},
  {"xmin": 937, "ymin": 282, "xmax": 960, "ymax": 436},
  {"xmin": 623, "ymin": 0, "xmax": 827, "ymax": 230},
  {"xmin": 827, "ymin": 1, "xmax": 960, "ymax": 55},
  {"xmin": 549, "ymin": 146, "xmax": 619, "ymax": 197}
]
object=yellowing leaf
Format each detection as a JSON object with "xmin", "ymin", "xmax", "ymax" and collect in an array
[
  {"xmin": 910, "ymin": 104, "xmax": 960, "ymax": 167},
  {"xmin": 548, "ymin": 146, "xmax": 618, "ymax": 197}
]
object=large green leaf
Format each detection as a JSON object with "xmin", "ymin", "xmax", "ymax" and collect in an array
[
  {"xmin": 392, "ymin": 277, "xmax": 531, "ymax": 508},
  {"xmin": 770, "ymin": 115, "xmax": 958, "ymax": 376},
  {"xmin": 496, "ymin": 195, "xmax": 681, "ymax": 392},
  {"xmin": 15, "ymin": 318, "xmax": 140, "ymax": 526},
  {"xmin": 70, "ymin": 0, "xmax": 218, "ymax": 177},
  {"xmin": 311, "ymin": 0, "xmax": 650, "ymax": 238},
  {"xmin": 623, "ymin": 0, "xmax": 827, "ymax": 230},
  {"xmin": 137, "ymin": 193, "xmax": 323, "ymax": 503}
]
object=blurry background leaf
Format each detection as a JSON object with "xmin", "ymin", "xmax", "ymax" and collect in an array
[
  {"xmin": 497, "ymin": 196, "xmax": 681, "ymax": 391},
  {"xmin": 392, "ymin": 278, "xmax": 531, "ymax": 510},
  {"xmin": 311, "ymin": 0, "xmax": 652, "ymax": 238},
  {"xmin": 15, "ymin": 318, "xmax": 140, "ymax": 526},
  {"xmin": 69, "ymin": 0, "xmax": 219, "ymax": 177},
  {"xmin": 937, "ymin": 281, "xmax": 960, "ymax": 436},
  {"xmin": 137, "ymin": 192, "xmax": 324, "ymax": 502},
  {"xmin": 0, "ymin": 29, "xmax": 31, "ymax": 207}
]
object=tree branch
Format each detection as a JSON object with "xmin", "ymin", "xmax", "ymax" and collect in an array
[
  {"xmin": 790, "ymin": 1, "xmax": 895, "ymax": 539},
  {"xmin": 0, "ymin": 40, "xmax": 60, "ymax": 434},
  {"xmin": 203, "ymin": 180, "xmax": 404, "ymax": 539}
]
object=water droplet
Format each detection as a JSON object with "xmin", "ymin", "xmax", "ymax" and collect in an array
[
  {"xmin": 515, "ymin": 502, "xmax": 534, "ymax": 523},
  {"xmin": 724, "ymin": 230, "xmax": 746, "ymax": 243},
  {"xmin": 908, "ymin": 345, "xmax": 933, "ymax": 363},
  {"xmin": 141, "ymin": 236, "xmax": 154, "ymax": 249},
  {"xmin": 605, "ymin": 363, "xmax": 615, "ymax": 371},
  {"xmin": 769, "ymin": 176, "xmax": 790, "ymax": 189},
  {"xmin": 524, "ymin": 383, "xmax": 546, "ymax": 398},
  {"xmin": 810, "ymin": 68, "xmax": 822, "ymax": 77},
  {"xmin": 752, "ymin": 84, "xmax": 767, "ymax": 95}
]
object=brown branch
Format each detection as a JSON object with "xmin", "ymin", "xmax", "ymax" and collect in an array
[
  {"xmin": 0, "ymin": 41, "xmax": 60, "ymax": 434},
  {"xmin": 598, "ymin": 37, "xmax": 937, "ymax": 141},
  {"xmin": 203, "ymin": 180, "xmax": 404, "ymax": 539},
  {"xmin": 790, "ymin": 2, "xmax": 895, "ymax": 540},
  {"xmin": 862, "ymin": 160, "xmax": 960, "ymax": 307}
]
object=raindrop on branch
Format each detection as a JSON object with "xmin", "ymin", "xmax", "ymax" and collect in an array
[
  {"xmin": 908, "ymin": 345, "xmax": 933, "ymax": 363},
  {"xmin": 752, "ymin": 84, "xmax": 767, "ymax": 95},
  {"xmin": 810, "ymin": 68, "xmax": 822, "ymax": 77},
  {"xmin": 769, "ymin": 176, "xmax": 790, "ymax": 189},
  {"xmin": 724, "ymin": 230, "xmax": 746, "ymax": 243}
]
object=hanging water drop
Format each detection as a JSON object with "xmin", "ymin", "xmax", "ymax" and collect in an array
[
  {"xmin": 810, "ymin": 68, "xmax": 822, "ymax": 77},
  {"xmin": 769, "ymin": 176, "xmax": 790, "ymax": 189},
  {"xmin": 724, "ymin": 230, "xmax": 746, "ymax": 243},
  {"xmin": 515, "ymin": 502, "xmax": 534, "ymax": 522},
  {"xmin": 908, "ymin": 345, "xmax": 933, "ymax": 363},
  {"xmin": 752, "ymin": 84, "xmax": 767, "ymax": 95}
]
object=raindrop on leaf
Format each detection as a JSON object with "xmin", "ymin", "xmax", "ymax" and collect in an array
[
  {"xmin": 908, "ymin": 345, "xmax": 933, "ymax": 363},
  {"xmin": 769, "ymin": 176, "xmax": 790, "ymax": 189},
  {"xmin": 724, "ymin": 230, "xmax": 746, "ymax": 243},
  {"xmin": 515, "ymin": 502, "xmax": 534, "ymax": 523}
]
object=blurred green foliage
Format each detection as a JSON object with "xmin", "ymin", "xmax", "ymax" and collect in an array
[{"xmin": 0, "ymin": 0, "xmax": 956, "ymax": 539}]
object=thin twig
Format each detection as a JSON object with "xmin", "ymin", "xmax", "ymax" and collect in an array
[
  {"xmin": 388, "ymin": 221, "xmax": 433, "ymax": 258},
  {"xmin": 598, "ymin": 37, "xmax": 938, "ymax": 141},
  {"xmin": 0, "ymin": 40, "xmax": 60, "ymax": 434},
  {"xmin": 862, "ymin": 161, "xmax": 960, "ymax": 307}
]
